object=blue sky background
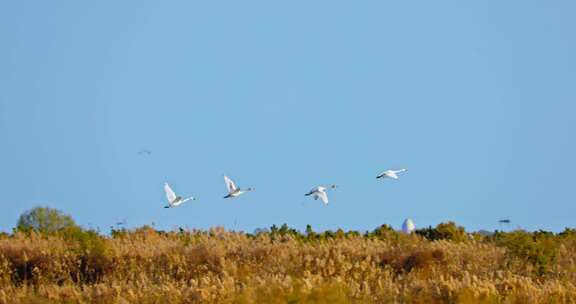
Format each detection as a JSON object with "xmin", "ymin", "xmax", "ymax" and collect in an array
[{"xmin": 1, "ymin": 1, "xmax": 575, "ymax": 233}]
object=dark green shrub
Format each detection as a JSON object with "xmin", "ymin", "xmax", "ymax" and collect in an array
[
  {"xmin": 490, "ymin": 230, "xmax": 559, "ymax": 276},
  {"xmin": 15, "ymin": 207, "xmax": 77, "ymax": 234},
  {"xmin": 366, "ymin": 224, "xmax": 399, "ymax": 240},
  {"xmin": 559, "ymin": 227, "xmax": 576, "ymax": 239},
  {"xmin": 58, "ymin": 227, "xmax": 112, "ymax": 283},
  {"xmin": 415, "ymin": 221, "xmax": 467, "ymax": 242}
]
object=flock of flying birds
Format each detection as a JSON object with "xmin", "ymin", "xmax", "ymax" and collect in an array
[
  {"xmin": 160, "ymin": 168, "xmax": 511, "ymax": 234},
  {"xmin": 162, "ymin": 168, "xmax": 408, "ymax": 208},
  {"xmin": 159, "ymin": 160, "xmax": 513, "ymax": 233}
]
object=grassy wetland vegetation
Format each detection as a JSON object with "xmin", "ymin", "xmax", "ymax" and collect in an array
[{"xmin": 2, "ymin": 208, "xmax": 576, "ymax": 303}]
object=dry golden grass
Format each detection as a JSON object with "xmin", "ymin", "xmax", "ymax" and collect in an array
[{"xmin": 1, "ymin": 226, "xmax": 576, "ymax": 303}]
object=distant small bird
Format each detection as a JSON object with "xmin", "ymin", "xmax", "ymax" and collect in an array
[
  {"xmin": 138, "ymin": 149, "xmax": 152, "ymax": 156},
  {"xmin": 377, "ymin": 169, "xmax": 407, "ymax": 180},
  {"xmin": 164, "ymin": 183, "xmax": 195, "ymax": 208},
  {"xmin": 115, "ymin": 219, "xmax": 127, "ymax": 227},
  {"xmin": 223, "ymin": 175, "xmax": 254, "ymax": 198},
  {"xmin": 498, "ymin": 219, "xmax": 511, "ymax": 231},
  {"xmin": 402, "ymin": 218, "xmax": 416, "ymax": 234},
  {"xmin": 305, "ymin": 185, "xmax": 337, "ymax": 205}
]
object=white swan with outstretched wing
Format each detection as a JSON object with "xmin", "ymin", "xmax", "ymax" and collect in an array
[
  {"xmin": 223, "ymin": 175, "xmax": 254, "ymax": 198},
  {"xmin": 305, "ymin": 185, "xmax": 337, "ymax": 205},
  {"xmin": 164, "ymin": 183, "xmax": 195, "ymax": 208},
  {"xmin": 377, "ymin": 168, "xmax": 407, "ymax": 180}
]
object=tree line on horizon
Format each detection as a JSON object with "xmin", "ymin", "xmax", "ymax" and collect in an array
[
  {"xmin": 10, "ymin": 206, "xmax": 575, "ymax": 239},
  {"xmin": 1, "ymin": 206, "xmax": 575, "ymax": 302}
]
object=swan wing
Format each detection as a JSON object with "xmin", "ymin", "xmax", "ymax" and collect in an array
[
  {"xmin": 164, "ymin": 183, "xmax": 177, "ymax": 203},
  {"xmin": 317, "ymin": 191, "xmax": 329, "ymax": 204},
  {"xmin": 224, "ymin": 176, "xmax": 238, "ymax": 193}
]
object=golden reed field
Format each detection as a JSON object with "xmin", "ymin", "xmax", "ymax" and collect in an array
[{"xmin": 1, "ymin": 223, "xmax": 576, "ymax": 303}]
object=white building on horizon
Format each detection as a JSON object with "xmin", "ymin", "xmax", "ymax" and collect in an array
[{"xmin": 402, "ymin": 218, "xmax": 416, "ymax": 234}]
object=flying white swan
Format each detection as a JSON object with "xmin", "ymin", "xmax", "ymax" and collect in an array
[
  {"xmin": 163, "ymin": 183, "xmax": 195, "ymax": 208},
  {"xmin": 402, "ymin": 218, "xmax": 416, "ymax": 234},
  {"xmin": 376, "ymin": 168, "xmax": 407, "ymax": 180},
  {"xmin": 305, "ymin": 185, "xmax": 337, "ymax": 205},
  {"xmin": 223, "ymin": 175, "xmax": 254, "ymax": 198}
]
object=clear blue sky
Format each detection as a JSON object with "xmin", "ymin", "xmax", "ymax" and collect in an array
[{"xmin": 2, "ymin": 1, "xmax": 575, "ymax": 233}]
